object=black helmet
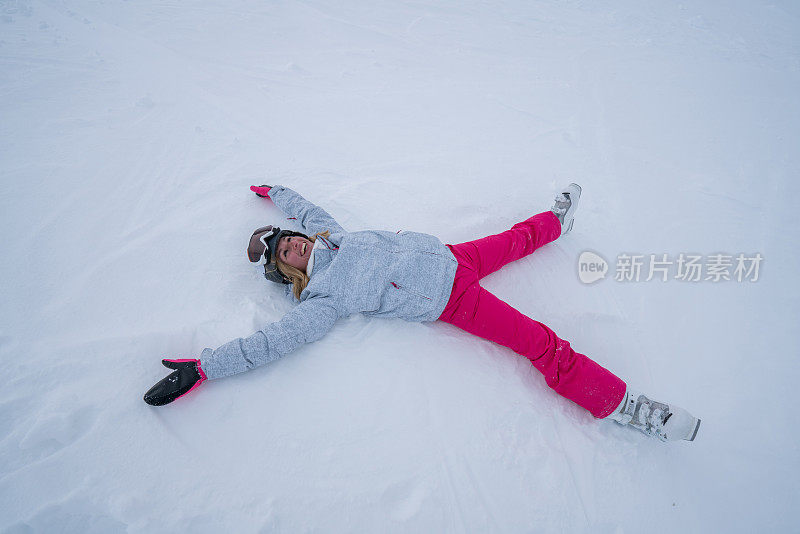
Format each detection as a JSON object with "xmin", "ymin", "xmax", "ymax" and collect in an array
[{"xmin": 247, "ymin": 225, "xmax": 309, "ymax": 284}]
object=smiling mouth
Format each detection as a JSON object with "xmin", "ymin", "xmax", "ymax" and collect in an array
[{"xmin": 301, "ymin": 243, "xmax": 307, "ymax": 256}]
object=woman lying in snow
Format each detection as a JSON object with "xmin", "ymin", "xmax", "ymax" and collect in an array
[{"xmin": 144, "ymin": 184, "xmax": 700, "ymax": 442}]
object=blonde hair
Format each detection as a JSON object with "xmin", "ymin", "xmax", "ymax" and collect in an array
[{"xmin": 275, "ymin": 230, "xmax": 331, "ymax": 300}]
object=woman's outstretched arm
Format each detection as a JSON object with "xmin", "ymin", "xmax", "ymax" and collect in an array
[
  {"xmin": 198, "ymin": 296, "xmax": 341, "ymax": 380},
  {"xmin": 252, "ymin": 184, "xmax": 346, "ymax": 235}
]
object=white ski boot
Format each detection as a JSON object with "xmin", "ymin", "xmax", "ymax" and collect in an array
[
  {"xmin": 550, "ymin": 183, "xmax": 582, "ymax": 236},
  {"xmin": 606, "ymin": 389, "xmax": 701, "ymax": 442}
]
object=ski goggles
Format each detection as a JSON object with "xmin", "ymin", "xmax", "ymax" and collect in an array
[{"xmin": 248, "ymin": 225, "xmax": 280, "ymax": 265}]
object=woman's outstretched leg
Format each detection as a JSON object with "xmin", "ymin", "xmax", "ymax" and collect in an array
[
  {"xmin": 438, "ymin": 278, "xmax": 626, "ymax": 418},
  {"xmin": 447, "ymin": 184, "xmax": 581, "ymax": 280},
  {"xmin": 448, "ymin": 211, "xmax": 562, "ymax": 280}
]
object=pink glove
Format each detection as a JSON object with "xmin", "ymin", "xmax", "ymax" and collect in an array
[{"xmin": 250, "ymin": 185, "xmax": 272, "ymax": 198}]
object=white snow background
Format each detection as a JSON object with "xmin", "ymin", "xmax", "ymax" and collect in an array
[{"xmin": 1, "ymin": 0, "xmax": 799, "ymax": 532}]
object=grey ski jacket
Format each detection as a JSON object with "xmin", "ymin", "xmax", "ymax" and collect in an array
[{"xmin": 200, "ymin": 185, "xmax": 459, "ymax": 380}]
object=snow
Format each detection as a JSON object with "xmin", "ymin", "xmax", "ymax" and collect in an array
[{"xmin": 1, "ymin": 0, "xmax": 799, "ymax": 532}]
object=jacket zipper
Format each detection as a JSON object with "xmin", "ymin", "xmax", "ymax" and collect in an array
[{"xmin": 318, "ymin": 235, "xmax": 339, "ymax": 250}]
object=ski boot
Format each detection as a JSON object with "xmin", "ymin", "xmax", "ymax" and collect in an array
[
  {"xmin": 550, "ymin": 183, "xmax": 582, "ymax": 236},
  {"xmin": 606, "ymin": 389, "xmax": 701, "ymax": 442},
  {"xmin": 143, "ymin": 359, "xmax": 207, "ymax": 406}
]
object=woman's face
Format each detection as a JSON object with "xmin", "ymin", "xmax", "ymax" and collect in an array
[{"xmin": 276, "ymin": 235, "xmax": 313, "ymax": 273}]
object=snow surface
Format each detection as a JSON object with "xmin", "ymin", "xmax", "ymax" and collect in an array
[{"xmin": 1, "ymin": 1, "xmax": 799, "ymax": 532}]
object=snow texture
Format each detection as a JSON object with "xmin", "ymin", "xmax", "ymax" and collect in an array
[{"xmin": 1, "ymin": 0, "xmax": 799, "ymax": 532}]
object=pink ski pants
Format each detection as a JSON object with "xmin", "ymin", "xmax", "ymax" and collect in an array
[{"xmin": 438, "ymin": 211, "xmax": 626, "ymax": 418}]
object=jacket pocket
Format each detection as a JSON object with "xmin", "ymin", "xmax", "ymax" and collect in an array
[{"xmin": 390, "ymin": 282, "xmax": 432, "ymax": 301}]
